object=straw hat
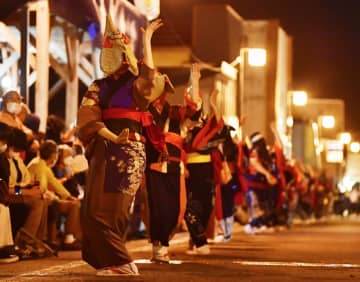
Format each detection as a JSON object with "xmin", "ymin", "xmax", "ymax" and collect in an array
[
  {"xmin": 147, "ymin": 73, "xmax": 175, "ymax": 103},
  {"xmin": 100, "ymin": 15, "xmax": 139, "ymax": 76}
]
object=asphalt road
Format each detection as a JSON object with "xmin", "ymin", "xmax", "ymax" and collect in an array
[{"xmin": 1, "ymin": 217, "xmax": 360, "ymax": 281}]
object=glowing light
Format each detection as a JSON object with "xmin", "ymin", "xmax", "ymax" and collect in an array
[
  {"xmin": 247, "ymin": 48, "xmax": 266, "ymax": 67},
  {"xmin": 134, "ymin": 0, "xmax": 160, "ymax": 21},
  {"xmin": 286, "ymin": 116, "xmax": 293, "ymax": 128},
  {"xmin": 339, "ymin": 132, "xmax": 351, "ymax": 145},
  {"xmin": 312, "ymin": 122, "xmax": 319, "ymax": 131},
  {"xmin": 1, "ymin": 75, "xmax": 12, "ymax": 89},
  {"xmin": 320, "ymin": 115, "xmax": 335, "ymax": 129},
  {"xmin": 291, "ymin": 91, "xmax": 308, "ymax": 106},
  {"xmin": 350, "ymin": 142, "xmax": 360, "ymax": 153},
  {"xmin": 326, "ymin": 140, "xmax": 343, "ymax": 163}
]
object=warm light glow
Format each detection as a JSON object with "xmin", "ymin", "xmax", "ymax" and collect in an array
[
  {"xmin": 292, "ymin": 91, "xmax": 308, "ymax": 106},
  {"xmin": 247, "ymin": 48, "xmax": 266, "ymax": 67},
  {"xmin": 350, "ymin": 142, "xmax": 360, "ymax": 153},
  {"xmin": 314, "ymin": 137, "xmax": 320, "ymax": 147},
  {"xmin": 339, "ymin": 132, "xmax": 351, "ymax": 145},
  {"xmin": 326, "ymin": 140, "xmax": 343, "ymax": 163},
  {"xmin": 1, "ymin": 75, "xmax": 12, "ymax": 89},
  {"xmin": 134, "ymin": 0, "xmax": 160, "ymax": 21},
  {"xmin": 312, "ymin": 122, "xmax": 319, "ymax": 131},
  {"xmin": 286, "ymin": 116, "xmax": 293, "ymax": 127},
  {"xmin": 221, "ymin": 61, "xmax": 237, "ymax": 80},
  {"xmin": 320, "ymin": 115, "xmax": 335, "ymax": 129}
]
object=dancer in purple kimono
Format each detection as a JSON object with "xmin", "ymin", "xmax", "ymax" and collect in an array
[{"xmin": 77, "ymin": 16, "xmax": 165, "ymax": 276}]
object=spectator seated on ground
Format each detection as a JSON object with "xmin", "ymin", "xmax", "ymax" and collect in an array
[
  {"xmin": 7, "ymin": 127, "xmax": 50, "ymax": 259},
  {"xmin": 53, "ymin": 144, "xmax": 81, "ymax": 198},
  {"xmin": 0, "ymin": 91, "xmax": 32, "ymax": 137},
  {"xmin": 27, "ymin": 140, "xmax": 82, "ymax": 250}
]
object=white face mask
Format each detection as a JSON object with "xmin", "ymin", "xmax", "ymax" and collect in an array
[
  {"xmin": 63, "ymin": 156, "xmax": 73, "ymax": 166},
  {"xmin": 0, "ymin": 144, "xmax": 7, "ymax": 153},
  {"xmin": 7, "ymin": 102, "xmax": 22, "ymax": 115}
]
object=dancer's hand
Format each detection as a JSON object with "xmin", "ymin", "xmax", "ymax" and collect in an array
[
  {"xmin": 141, "ymin": 19, "xmax": 163, "ymax": 42},
  {"xmin": 190, "ymin": 63, "xmax": 201, "ymax": 82},
  {"xmin": 141, "ymin": 19, "xmax": 163, "ymax": 70},
  {"xmin": 116, "ymin": 128, "xmax": 130, "ymax": 144},
  {"xmin": 266, "ymin": 173, "xmax": 278, "ymax": 186},
  {"xmin": 209, "ymin": 89, "xmax": 221, "ymax": 121}
]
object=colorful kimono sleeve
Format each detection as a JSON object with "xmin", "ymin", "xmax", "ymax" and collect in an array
[{"xmin": 77, "ymin": 82, "xmax": 105, "ymax": 145}]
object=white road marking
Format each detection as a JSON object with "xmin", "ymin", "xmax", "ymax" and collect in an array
[
  {"xmin": 134, "ymin": 259, "xmax": 183, "ymax": 264},
  {"xmin": 233, "ymin": 260, "xmax": 360, "ymax": 268},
  {"xmin": 5, "ymin": 236, "xmax": 190, "ymax": 280},
  {"xmin": 5, "ymin": 260, "xmax": 87, "ymax": 281},
  {"xmin": 5, "ymin": 259, "xmax": 360, "ymax": 281}
]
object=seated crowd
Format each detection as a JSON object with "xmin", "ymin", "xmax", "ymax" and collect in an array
[{"xmin": 0, "ymin": 90, "xmax": 87, "ymax": 263}]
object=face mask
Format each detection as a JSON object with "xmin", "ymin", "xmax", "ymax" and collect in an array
[
  {"xmin": 63, "ymin": 156, "xmax": 73, "ymax": 166},
  {"xmin": 7, "ymin": 102, "xmax": 22, "ymax": 115},
  {"xmin": 0, "ymin": 144, "xmax": 7, "ymax": 153}
]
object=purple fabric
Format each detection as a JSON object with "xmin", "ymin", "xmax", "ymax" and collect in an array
[
  {"xmin": 99, "ymin": 78, "xmax": 136, "ymax": 108},
  {"xmin": 104, "ymin": 141, "xmax": 146, "ymax": 195}
]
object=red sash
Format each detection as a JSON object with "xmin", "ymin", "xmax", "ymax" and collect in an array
[
  {"xmin": 102, "ymin": 108, "xmax": 153, "ymax": 126},
  {"xmin": 191, "ymin": 116, "xmax": 224, "ymax": 151},
  {"xmin": 102, "ymin": 108, "xmax": 166, "ymax": 153}
]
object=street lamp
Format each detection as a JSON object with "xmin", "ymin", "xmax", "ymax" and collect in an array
[
  {"xmin": 350, "ymin": 142, "xmax": 360, "ymax": 153},
  {"xmin": 229, "ymin": 48, "xmax": 266, "ymax": 119},
  {"xmin": 247, "ymin": 48, "xmax": 267, "ymax": 67},
  {"xmin": 339, "ymin": 132, "xmax": 351, "ymax": 145},
  {"xmin": 292, "ymin": 91, "xmax": 308, "ymax": 106},
  {"xmin": 319, "ymin": 115, "xmax": 335, "ymax": 129}
]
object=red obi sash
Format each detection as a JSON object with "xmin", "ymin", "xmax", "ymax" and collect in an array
[
  {"xmin": 102, "ymin": 108, "xmax": 153, "ymax": 126},
  {"xmin": 102, "ymin": 108, "xmax": 166, "ymax": 153}
]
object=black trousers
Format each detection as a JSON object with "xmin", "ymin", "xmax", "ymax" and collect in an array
[
  {"xmin": 184, "ymin": 162, "xmax": 214, "ymax": 247},
  {"xmin": 146, "ymin": 169, "xmax": 180, "ymax": 246}
]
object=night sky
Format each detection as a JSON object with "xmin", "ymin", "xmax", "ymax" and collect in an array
[
  {"xmin": 2, "ymin": 1, "xmax": 360, "ymax": 133},
  {"xmin": 159, "ymin": 0, "xmax": 360, "ymax": 134}
]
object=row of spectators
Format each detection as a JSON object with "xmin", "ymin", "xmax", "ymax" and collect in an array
[{"xmin": 0, "ymin": 90, "xmax": 88, "ymax": 263}]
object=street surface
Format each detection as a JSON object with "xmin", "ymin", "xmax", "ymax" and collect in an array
[{"xmin": 1, "ymin": 217, "xmax": 360, "ymax": 281}]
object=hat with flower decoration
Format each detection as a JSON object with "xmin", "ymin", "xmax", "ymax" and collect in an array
[{"xmin": 100, "ymin": 14, "xmax": 139, "ymax": 76}]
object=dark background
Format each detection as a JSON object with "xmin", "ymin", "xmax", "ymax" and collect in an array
[
  {"xmin": 2, "ymin": 0, "xmax": 360, "ymax": 133},
  {"xmin": 157, "ymin": 0, "xmax": 360, "ymax": 133}
]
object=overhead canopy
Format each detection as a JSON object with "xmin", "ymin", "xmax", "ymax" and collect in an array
[{"xmin": 1, "ymin": 0, "xmax": 148, "ymax": 57}]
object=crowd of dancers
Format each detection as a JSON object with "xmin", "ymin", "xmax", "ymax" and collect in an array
[{"xmin": 0, "ymin": 16, "xmax": 336, "ymax": 276}]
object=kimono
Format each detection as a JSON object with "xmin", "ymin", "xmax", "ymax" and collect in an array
[
  {"xmin": 77, "ymin": 64, "xmax": 160, "ymax": 269},
  {"xmin": 145, "ymin": 102, "xmax": 188, "ymax": 247},
  {"xmin": 183, "ymin": 115, "xmax": 224, "ymax": 248}
]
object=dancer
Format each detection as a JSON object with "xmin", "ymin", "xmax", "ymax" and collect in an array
[
  {"xmin": 183, "ymin": 87, "xmax": 225, "ymax": 255},
  {"xmin": 77, "ymin": 16, "xmax": 164, "ymax": 276},
  {"xmin": 146, "ymin": 64, "xmax": 202, "ymax": 262}
]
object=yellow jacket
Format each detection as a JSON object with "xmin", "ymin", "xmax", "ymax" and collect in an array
[{"xmin": 27, "ymin": 157, "xmax": 70, "ymax": 199}]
